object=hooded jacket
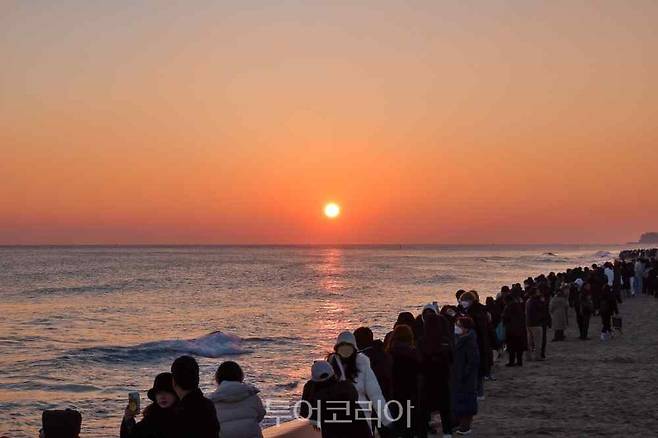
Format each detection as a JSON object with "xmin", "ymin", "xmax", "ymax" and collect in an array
[
  {"xmin": 207, "ymin": 381, "xmax": 265, "ymax": 438},
  {"xmin": 358, "ymin": 340, "xmax": 393, "ymax": 401},
  {"xmin": 328, "ymin": 352, "xmax": 394, "ymax": 427}
]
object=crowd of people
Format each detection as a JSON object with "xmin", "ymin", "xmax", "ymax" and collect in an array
[{"xmin": 33, "ymin": 249, "xmax": 657, "ymax": 438}]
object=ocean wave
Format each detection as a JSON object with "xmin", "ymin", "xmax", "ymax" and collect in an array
[
  {"xmin": 61, "ymin": 331, "xmax": 248, "ymax": 363},
  {"xmin": 413, "ymin": 273, "xmax": 459, "ymax": 285},
  {"xmin": 21, "ymin": 278, "xmax": 154, "ymax": 297},
  {"xmin": 592, "ymin": 250, "xmax": 614, "ymax": 259}
]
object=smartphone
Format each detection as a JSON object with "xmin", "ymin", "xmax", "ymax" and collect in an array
[{"xmin": 128, "ymin": 392, "xmax": 140, "ymax": 415}]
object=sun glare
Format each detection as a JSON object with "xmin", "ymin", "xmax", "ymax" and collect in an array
[{"xmin": 324, "ymin": 203, "xmax": 341, "ymax": 219}]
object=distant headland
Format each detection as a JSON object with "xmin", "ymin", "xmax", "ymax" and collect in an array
[{"xmin": 639, "ymin": 232, "xmax": 658, "ymax": 244}]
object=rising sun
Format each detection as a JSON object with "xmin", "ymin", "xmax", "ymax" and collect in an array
[{"xmin": 324, "ymin": 202, "xmax": 341, "ymax": 219}]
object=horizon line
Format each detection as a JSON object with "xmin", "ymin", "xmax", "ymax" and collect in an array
[{"xmin": 0, "ymin": 242, "xmax": 640, "ymax": 248}]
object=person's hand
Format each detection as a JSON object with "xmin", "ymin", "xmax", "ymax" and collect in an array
[{"xmin": 124, "ymin": 405, "xmax": 139, "ymax": 420}]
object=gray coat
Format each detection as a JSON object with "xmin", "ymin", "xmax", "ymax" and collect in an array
[{"xmin": 549, "ymin": 295, "xmax": 569, "ymax": 330}]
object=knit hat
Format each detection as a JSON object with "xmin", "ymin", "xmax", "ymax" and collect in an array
[
  {"xmin": 335, "ymin": 331, "xmax": 357, "ymax": 348},
  {"xmin": 311, "ymin": 361, "xmax": 335, "ymax": 382},
  {"xmin": 147, "ymin": 372, "xmax": 176, "ymax": 401}
]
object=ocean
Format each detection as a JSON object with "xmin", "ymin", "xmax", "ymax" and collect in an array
[{"xmin": 0, "ymin": 245, "xmax": 625, "ymax": 437}]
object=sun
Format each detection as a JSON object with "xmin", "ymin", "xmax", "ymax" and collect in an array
[{"xmin": 324, "ymin": 202, "xmax": 341, "ymax": 219}]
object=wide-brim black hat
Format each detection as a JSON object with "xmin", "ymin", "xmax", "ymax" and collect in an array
[{"xmin": 147, "ymin": 372, "xmax": 176, "ymax": 401}]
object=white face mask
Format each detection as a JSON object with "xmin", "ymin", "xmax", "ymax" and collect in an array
[
  {"xmin": 454, "ymin": 325, "xmax": 464, "ymax": 335},
  {"xmin": 460, "ymin": 300, "xmax": 472, "ymax": 309},
  {"xmin": 336, "ymin": 344, "xmax": 355, "ymax": 359}
]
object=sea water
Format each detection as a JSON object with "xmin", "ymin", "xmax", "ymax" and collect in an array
[{"xmin": 0, "ymin": 245, "xmax": 624, "ymax": 437}]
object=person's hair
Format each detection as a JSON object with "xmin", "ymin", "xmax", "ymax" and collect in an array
[
  {"xmin": 469, "ymin": 290, "xmax": 480, "ymax": 302},
  {"xmin": 388, "ymin": 324, "xmax": 414, "ymax": 350},
  {"xmin": 456, "ymin": 316, "xmax": 475, "ymax": 331},
  {"xmin": 455, "ymin": 289, "xmax": 466, "ymax": 300},
  {"xmin": 460, "ymin": 291, "xmax": 476, "ymax": 302},
  {"xmin": 485, "ymin": 296, "xmax": 494, "ymax": 305},
  {"xmin": 353, "ymin": 327, "xmax": 373, "ymax": 350},
  {"xmin": 171, "ymin": 355, "xmax": 199, "ymax": 391},
  {"xmin": 395, "ymin": 312, "xmax": 416, "ymax": 328},
  {"xmin": 327, "ymin": 349, "xmax": 358, "ymax": 382},
  {"xmin": 215, "ymin": 361, "xmax": 244, "ymax": 384}
]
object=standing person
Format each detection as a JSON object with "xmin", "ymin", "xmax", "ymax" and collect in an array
[
  {"xmin": 622, "ymin": 260, "xmax": 634, "ymax": 298},
  {"xmin": 501, "ymin": 294, "xmax": 525, "ymax": 367},
  {"xmin": 525, "ymin": 288, "xmax": 546, "ymax": 361},
  {"xmin": 300, "ymin": 361, "xmax": 373, "ymax": 438},
  {"xmin": 451, "ymin": 317, "xmax": 480, "ymax": 436},
  {"xmin": 549, "ymin": 288, "xmax": 569, "ymax": 341},
  {"xmin": 458, "ymin": 291, "xmax": 490, "ymax": 400},
  {"xmin": 384, "ymin": 312, "xmax": 422, "ymax": 349},
  {"xmin": 120, "ymin": 373, "xmax": 179, "ymax": 438},
  {"xmin": 207, "ymin": 361, "xmax": 265, "ymax": 438},
  {"xmin": 599, "ymin": 285, "xmax": 619, "ymax": 341},
  {"xmin": 575, "ymin": 284, "xmax": 594, "ymax": 340},
  {"xmin": 418, "ymin": 310, "xmax": 454, "ymax": 438},
  {"xmin": 327, "ymin": 331, "xmax": 394, "ymax": 431},
  {"xmin": 354, "ymin": 326, "xmax": 393, "ymax": 402},
  {"xmin": 41, "ymin": 409, "xmax": 82, "ymax": 438},
  {"xmin": 171, "ymin": 355, "xmax": 220, "ymax": 438},
  {"xmin": 634, "ymin": 258, "xmax": 645, "ymax": 296},
  {"xmin": 387, "ymin": 325, "xmax": 425, "ymax": 438}
]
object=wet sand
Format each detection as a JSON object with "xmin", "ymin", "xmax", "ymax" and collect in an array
[{"xmin": 473, "ymin": 295, "xmax": 658, "ymax": 437}]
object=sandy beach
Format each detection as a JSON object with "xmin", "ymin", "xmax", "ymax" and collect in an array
[{"xmin": 473, "ymin": 294, "xmax": 658, "ymax": 437}]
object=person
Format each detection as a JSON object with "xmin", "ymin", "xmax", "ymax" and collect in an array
[
  {"xmin": 599, "ymin": 285, "xmax": 619, "ymax": 341},
  {"xmin": 354, "ymin": 326, "xmax": 393, "ymax": 402},
  {"xmin": 418, "ymin": 309, "xmax": 454, "ymax": 438},
  {"xmin": 575, "ymin": 284, "xmax": 594, "ymax": 340},
  {"xmin": 387, "ymin": 324, "xmax": 424, "ymax": 438},
  {"xmin": 525, "ymin": 288, "xmax": 546, "ymax": 361},
  {"xmin": 634, "ymin": 258, "xmax": 645, "ymax": 295},
  {"xmin": 120, "ymin": 372, "xmax": 179, "ymax": 438},
  {"xmin": 207, "ymin": 361, "xmax": 265, "ymax": 438},
  {"xmin": 451, "ymin": 317, "xmax": 480, "ymax": 436},
  {"xmin": 384, "ymin": 312, "xmax": 421, "ymax": 349},
  {"xmin": 300, "ymin": 361, "xmax": 373, "ymax": 438},
  {"xmin": 40, "ymin": 409, "xmax": 82, "ymax": 438},
  {"xmin": 171, "ymin": 355, "xmax": 220, "ymax": 438},
  {"xmin": 327, "ymin": 331, "xmax": 394, "ymax": 431},
  {"xmin": 501, "ymin": 294, "xmax": 525, "ymax": 366},
  {"xmin": 458, "ymin": 291, "xmax": 490, "ymax": 400},
  {"xmin": 549, "ymin": 287, "xmax": 569, "ymax": 341}
]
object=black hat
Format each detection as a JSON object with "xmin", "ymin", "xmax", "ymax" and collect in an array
[{"xmin": 147, "ymin": 372, "xmax": 176, "ymax": 401}]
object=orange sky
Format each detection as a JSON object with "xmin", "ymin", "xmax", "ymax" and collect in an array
[{"xmin": 1, "ymin": 1, "xmax": 657, "ymax": 244}]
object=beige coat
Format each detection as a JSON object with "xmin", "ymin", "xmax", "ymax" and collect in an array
[{"xmin": 549, "ymin": 295, "xmax": 569, "ymax": 330}]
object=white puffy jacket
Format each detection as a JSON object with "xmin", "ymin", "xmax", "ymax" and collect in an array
[
  {"xmin": 207, "ymin": 381, "xmax": 266, "ymax": 438},
  {"xmin": 329, "ymin": 352, "xmax": 394, "ymax": 426}
]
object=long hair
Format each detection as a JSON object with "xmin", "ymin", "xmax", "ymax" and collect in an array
[
  {"xmin": 327, "ymin": 350, "xmax": 359, "ymax": 382},
  {"xmin": 386, "ymin": 324, "xmax": 414, "ymax": 352},
  {"xmin": 419, "ymin": 312, "xmax": 444, "ymax": 355}
]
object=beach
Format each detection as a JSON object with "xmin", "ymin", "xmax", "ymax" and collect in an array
[
  {"xmin": 0, "ymin": 245, "xmax": 627, "ymax": 436},
  {"xmin": 474, "ymin": 294, "xmax": 658, "ymax": 437}
]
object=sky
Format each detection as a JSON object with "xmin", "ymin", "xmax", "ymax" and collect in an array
[{"xmin": 1, "ymin": 0, "xmax": 657, "ymax": 245}]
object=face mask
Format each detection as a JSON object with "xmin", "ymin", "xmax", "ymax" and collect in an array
[
  {"xmin": 460, "ymin": 300, "xmax": 472, "ymax": 309},
  {"xmin": 454, "ymin": 325, "xmax": 464, "ymax": 335},
  {"xmin": 336, "ymin": 344, "xmax": 355, "ymax": 359}
]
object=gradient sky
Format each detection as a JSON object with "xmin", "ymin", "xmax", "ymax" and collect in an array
[{"xmin": 1, "ymin": 1, "xmax": 657, "ymax": 244}]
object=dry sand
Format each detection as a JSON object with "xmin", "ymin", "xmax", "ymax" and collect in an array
[{"xmin": 472, "ymin": 295, "xmax": 658, "ymax": 437}]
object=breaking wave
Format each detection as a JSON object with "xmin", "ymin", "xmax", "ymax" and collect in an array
[{"xmin": 60, "ymin": 331, "xmax": 247, "ymax": 364}]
